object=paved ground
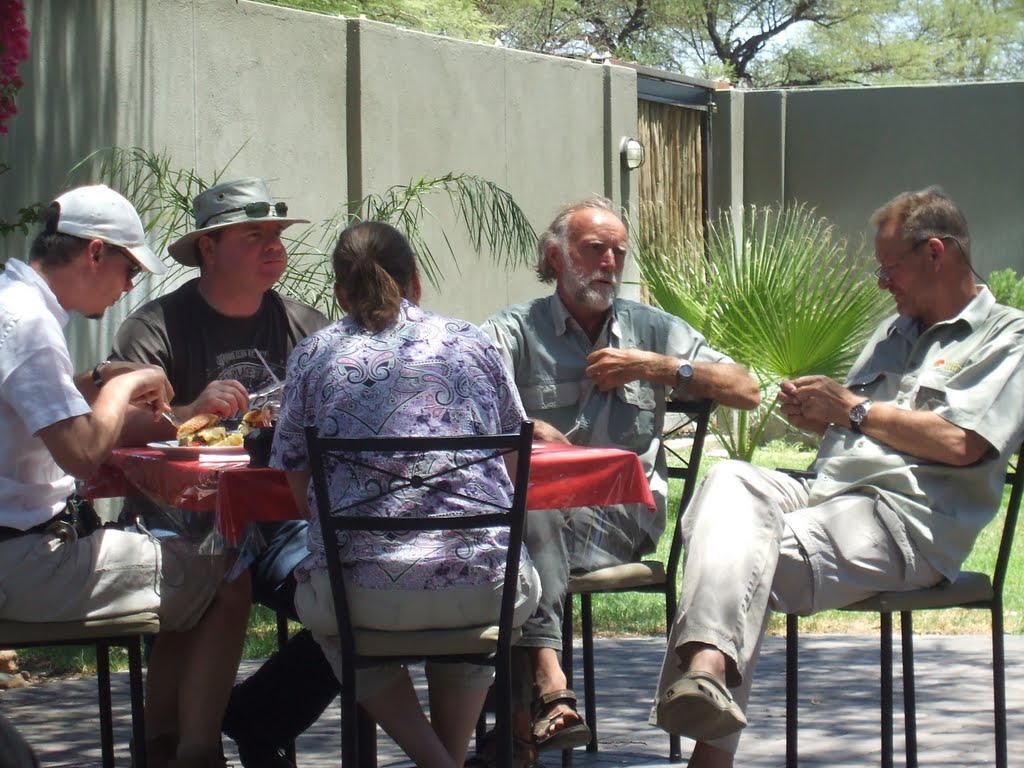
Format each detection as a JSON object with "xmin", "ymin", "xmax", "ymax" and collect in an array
[{"xmin": 2, "ymin": 633, "xmax": 1021, "ymax": 767}]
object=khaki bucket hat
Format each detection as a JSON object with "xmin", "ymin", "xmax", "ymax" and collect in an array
[{"xmin": 167, "ymin": 177, "xmax": 309, "ymax": 266}]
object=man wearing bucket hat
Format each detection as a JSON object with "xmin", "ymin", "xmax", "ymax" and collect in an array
[
  {"xmin": 0, "ymin": 185, "xmax": 251, "ymax": 768},
  {"xmin": 108, "ymin": 178, "xmax": 335, "ymax": 768}
]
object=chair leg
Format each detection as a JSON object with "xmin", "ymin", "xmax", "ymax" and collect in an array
[
  {"xmin": 880, "ymin": 613, "xmax": 894, "ymax": 768},
  {"xmin": 340, "ymin": 661, "xmax": 359, "ymax": 767},
  {"xmin": 899, "ymin": 611, "xmax": 917, "ymax": 768},
  {"xmin": 665, "ymin": 591, "xmax": 682, "ymax": 763},
  {"xmin": 580, "ymin": 594, "xmax": 598, "ymax": 753},
  {"xmin": 356, "ymin": 706, "xmax": 377, "ymax": 768},
  {"xmin": 96, "ymin": 641, "xmax": 115, "ymax": 768},
  {"xmin": 494, "ymin": 651, "xmax": 513, "ymax": 768},
  {"xmin": 561, "ymin": 595, "xmax": 574, "ymax": 768},
  {"xmin": 128, "ymin": 637, "xmax": 148, "ymax": 768},
  {"xmin": 785, "ymin": 614, "xmax": 798, "ymax": 768},
  {"xmin": 992, "ymin": 602, "xmax": 1007, "ymax": 768},
  {"xmin": 275, "ymin": 612, "xmax": 298, "ymax": 767}
]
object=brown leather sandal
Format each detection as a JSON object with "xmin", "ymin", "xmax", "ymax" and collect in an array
[{"xmin": 530, "ymin": 688, "xmax": 591, "ymax": 752}]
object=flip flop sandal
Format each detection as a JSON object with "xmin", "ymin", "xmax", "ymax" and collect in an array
[
  {"xmin": 656, "ymin": 670, "xmax": 747, "ymax": 742},
  {"xmin": 530, "ymin": 688, "xmax": 592, "ymax": 752}
]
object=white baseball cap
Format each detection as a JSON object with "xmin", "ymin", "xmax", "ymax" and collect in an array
[{"xmin": 53, "ymin": 184, "xmax": 168, "ymax": 275}]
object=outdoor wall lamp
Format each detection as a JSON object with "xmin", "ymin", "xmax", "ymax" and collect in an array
[{"xmin": 620, "ymin": 137, "xmax": 645, "ymax": 170}]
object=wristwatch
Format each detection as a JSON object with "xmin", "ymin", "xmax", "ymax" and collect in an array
[
  {"xmin": 92, "ymin": 360, "xmax": 111, "ymax": 388},
  {"xmin": 849, "ymin": 398, "xmax": 873, "ymax": 433},
  {"xmin": 675, "ymin": 358, "xmax": 694, "ymax": 388}
]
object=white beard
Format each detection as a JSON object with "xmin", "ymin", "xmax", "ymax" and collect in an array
[{"xmin": 563, "ymin": 258, "xmax": 620, "ymax": 312}]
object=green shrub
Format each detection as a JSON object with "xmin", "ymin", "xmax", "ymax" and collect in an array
[{"xmin": 987, "ymin": 268, "xmax": 1024, "ymax": 310}]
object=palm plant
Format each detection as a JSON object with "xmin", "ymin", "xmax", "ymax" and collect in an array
[
  {"xmin": 65, "ymin": 146, "xmax": 536, "ymax": 318},
  {"xmin": 637, "ymin": 204, "xmax": 891, "ymax": 460}
]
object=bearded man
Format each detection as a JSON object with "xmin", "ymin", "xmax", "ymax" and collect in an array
[{"xmin": 482, "ymin": 197, "xmax": 759, "ymax": 757}]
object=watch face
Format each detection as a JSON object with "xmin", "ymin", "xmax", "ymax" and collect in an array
[
  {"xmin": 677, "ymin": 362, "xmax": 694, "ymax": 380},
  {"xmin": 850, "ymin": 404, "xmax": 866, "ymax": 423}
]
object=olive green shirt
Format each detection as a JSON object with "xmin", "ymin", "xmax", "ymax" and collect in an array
[
  {"xmin": 483, "ymin": 293, "xmax": 731, "ymax": 545},
  {"xmin": 809, "ymin": 288, "xmax": 1024, "ymax": 579}
]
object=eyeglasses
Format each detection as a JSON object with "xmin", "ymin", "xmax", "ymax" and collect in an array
[
  {"xmin": 873, "ymin": 234, "xmax": 972, "ymax": 284},
  {"xmin": 199, "ymin": 201, "xmax": 288, "ymax": 229},
  {"xmin": 107, "ymin": 244, "xmax": 142, "ymax": 282}
]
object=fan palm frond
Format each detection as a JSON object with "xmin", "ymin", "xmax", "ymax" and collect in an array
[{"xmin": 638, "ymin": 204, "xmax": 890, "ymax": 460}]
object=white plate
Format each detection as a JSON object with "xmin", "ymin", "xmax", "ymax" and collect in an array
[{"xmin": 146, "ymin": 440, "xmax": 249, "ymax": 457}]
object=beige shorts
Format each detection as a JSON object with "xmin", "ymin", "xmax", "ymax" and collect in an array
[
  {"xmin": 296, "ymin": 560, "xmax": 542, "ymax": 699},
  {"xmin": 0, "ymin": 528, "xmax": 224, "ymax": 632}
]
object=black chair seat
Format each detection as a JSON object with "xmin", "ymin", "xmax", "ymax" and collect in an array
[
  {"xmin": 841, "ymin": 572, "xmax": 993, "ymax": 613},
  {"xmin": 561, "ymin": 400, "xmax": 713, "ymax": 766},
  {"xmin": 785, "ymin": 444, "xmax": 1023, "ymax": 768},
  {"xmin": 306, "ymin": 422, "xmax": 535, "ymax": 768},
  {"xmin": 0, "ymin": 613, "xmax": 158, "ymax": 768}
]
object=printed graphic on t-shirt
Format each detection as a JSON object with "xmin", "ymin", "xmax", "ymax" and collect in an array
[{"xmin": 212, "ymin": 349, "xmax": 285, "ymax": 391}]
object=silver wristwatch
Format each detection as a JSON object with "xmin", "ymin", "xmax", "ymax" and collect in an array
[
  {"xmin": 849, "ymin": 398, "xmax": 873, "ymax": 433},
  {"xmin": 676, "ymin": 358, "xmax": 694, "ymax": 387}
]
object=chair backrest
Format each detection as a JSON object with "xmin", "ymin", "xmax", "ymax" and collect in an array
[
  {"xmin": 992, "ymin": 442, "xmax": 1024, "ymax": 593},
  {"xmin": 663, "ymin": 400, "xmax": 714, "ymax": 581},
  {"xmin": 304, "ymin": 420, "xmax": 535, "ymax": 664}
]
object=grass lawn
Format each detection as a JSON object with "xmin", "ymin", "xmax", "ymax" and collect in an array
[{"xmin": 14, "ymin": 439, "xmax": 1023, "ymax": 677}]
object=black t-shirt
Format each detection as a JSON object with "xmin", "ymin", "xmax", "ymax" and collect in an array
[
  {"xmin": 109, "ymin": 278, "xmax": 329, "ymax": 537},
  {"xmin": 110, "ymin": 278, "xmax": 329, "ymax": 404}
]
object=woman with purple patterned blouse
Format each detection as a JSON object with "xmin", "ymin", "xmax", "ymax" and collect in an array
[{"xmin": 270, "ymin": 222, "xmax": 539, "ymax": 768}]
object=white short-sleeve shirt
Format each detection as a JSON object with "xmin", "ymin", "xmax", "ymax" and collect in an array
[{"xmin": 0, "ymin": 259, "xmax": 90, "ymax": 529}]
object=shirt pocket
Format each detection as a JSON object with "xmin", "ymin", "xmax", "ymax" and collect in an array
[
  {"xmin": 610, "ymin": 380, "xmax": 658, "ymax": 451},
  {"xmin": 519, "ymin": 381, "xmax": 582, "ymax": 412},
  {"xmin": 846, "ymin": 370, "xmax": 884, "ymax": 393},
  {"xmin": 914, "ymin": 369, "xmax": 952, "ymax": 411}
]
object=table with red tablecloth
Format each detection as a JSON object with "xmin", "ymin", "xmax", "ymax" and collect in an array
[{"xmin": 84, "ymin": 442, "xmax": 656, "ymax": 543}]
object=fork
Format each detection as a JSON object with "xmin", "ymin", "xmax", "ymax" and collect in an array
[{"xmin": 160, "ymin": 410, "xmax": 183, "ymax": 429}]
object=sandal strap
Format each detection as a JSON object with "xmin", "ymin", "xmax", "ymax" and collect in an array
[{"xmin": 531, "ymin": 687, "xmax": 580, "ymax": 719}]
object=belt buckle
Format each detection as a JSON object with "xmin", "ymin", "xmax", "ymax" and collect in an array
[{"xmin": 47, "ymin": 519, "xmax": 78, "ymax": 544}]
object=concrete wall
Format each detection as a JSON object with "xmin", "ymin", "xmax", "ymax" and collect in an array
[
  {"xmin": 0, "ymin": 0, "xmax": 638, "ymax": 369},
  {"xmin": 712, "ymin": 82, "xmax": 1024, "ymax": 275}
]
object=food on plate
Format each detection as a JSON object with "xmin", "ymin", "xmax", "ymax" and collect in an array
[
  {"xmin": 176, "ymin": 413, "xmax": 230, "ymax": 447},
  {"xmin": 240, "ymin": 404, "xmax": 276, "ymax": 435},
  {"xmin": 174, "ymin": 407, "xmax": 276, "ymax": 447}
]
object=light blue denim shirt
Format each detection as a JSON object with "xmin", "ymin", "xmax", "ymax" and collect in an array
[
  {"xmin": 483, "ymin": 293, "xmax": 732, "ymax": 544},
  {"xmin": 810, "ymin": 288, "xmax": 1024, "ymax": 579}
]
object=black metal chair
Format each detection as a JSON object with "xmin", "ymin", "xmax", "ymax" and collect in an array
[
  {"xmin": 785, "ymin": 443, "xmax": 1024, "ymax": 768},
  {"xmin": 560, "ymin": 400, "xmax": 714, "ymax": 765},
  {"xmin": 305, "ymin": 421, "xmax": 535, "ymax": 768},
  {"xmin": 0, "ymin": 614, "xmax": 157, "ymax": 767}
]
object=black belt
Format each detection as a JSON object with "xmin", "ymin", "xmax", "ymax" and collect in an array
[
  {"xmin": 0, "ymin": 518, "xmax": 62, "ymax": 542},
  {"xmin": 0, "ymin": 495, "xmax": 103, "ymax": 543}
]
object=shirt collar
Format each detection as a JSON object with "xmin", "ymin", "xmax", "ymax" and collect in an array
[
  {"xmin": 4, "ymin": 258, "xmax": 70, "ymax": 327},
  {"xmin": 888, "ymin": 286, "xmax": 994, "ymax": 340},
  {"xmin": 546, "ymin": 292, "xmax": 620, "ymax": 343}
]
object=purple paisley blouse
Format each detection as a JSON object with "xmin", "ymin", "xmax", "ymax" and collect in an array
[{"xmin": 270, "ymin": 300, "xmax": 528, "ymax": 590}]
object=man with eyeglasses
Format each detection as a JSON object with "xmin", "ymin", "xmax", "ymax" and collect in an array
[
  {"xmin": 651, "ymin": 186, "xmax": 1024, "ymax": 768},
  {"xmin": 106, "ymin": 178, "xmax": 335, "ymax": 768},
  {"xmin": 0, "ymin": 185, "xmax": 251, "ymax": 768}
]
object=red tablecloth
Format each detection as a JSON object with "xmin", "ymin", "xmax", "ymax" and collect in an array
[{"xmin": 84, "ymin": 442, "xmax": 655, "ymax": 543}]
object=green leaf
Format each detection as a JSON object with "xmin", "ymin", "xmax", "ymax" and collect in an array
[{"xmin": 637, "ymin": 203, "xmax": 891, "ymax": 459}]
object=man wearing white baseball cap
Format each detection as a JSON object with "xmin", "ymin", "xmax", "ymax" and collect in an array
[{"xmin": 0, "ymin": 185, "xmax": 250, "ymax": 768}]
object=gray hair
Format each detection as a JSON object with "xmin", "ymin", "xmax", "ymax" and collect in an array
[
  {"xmin": 870, "ymin": 186, "xmax": 972, "ymax": 265},
  {"xmin": 535, "ymin": 196, "xmax": 620, "ymax": 283}
]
